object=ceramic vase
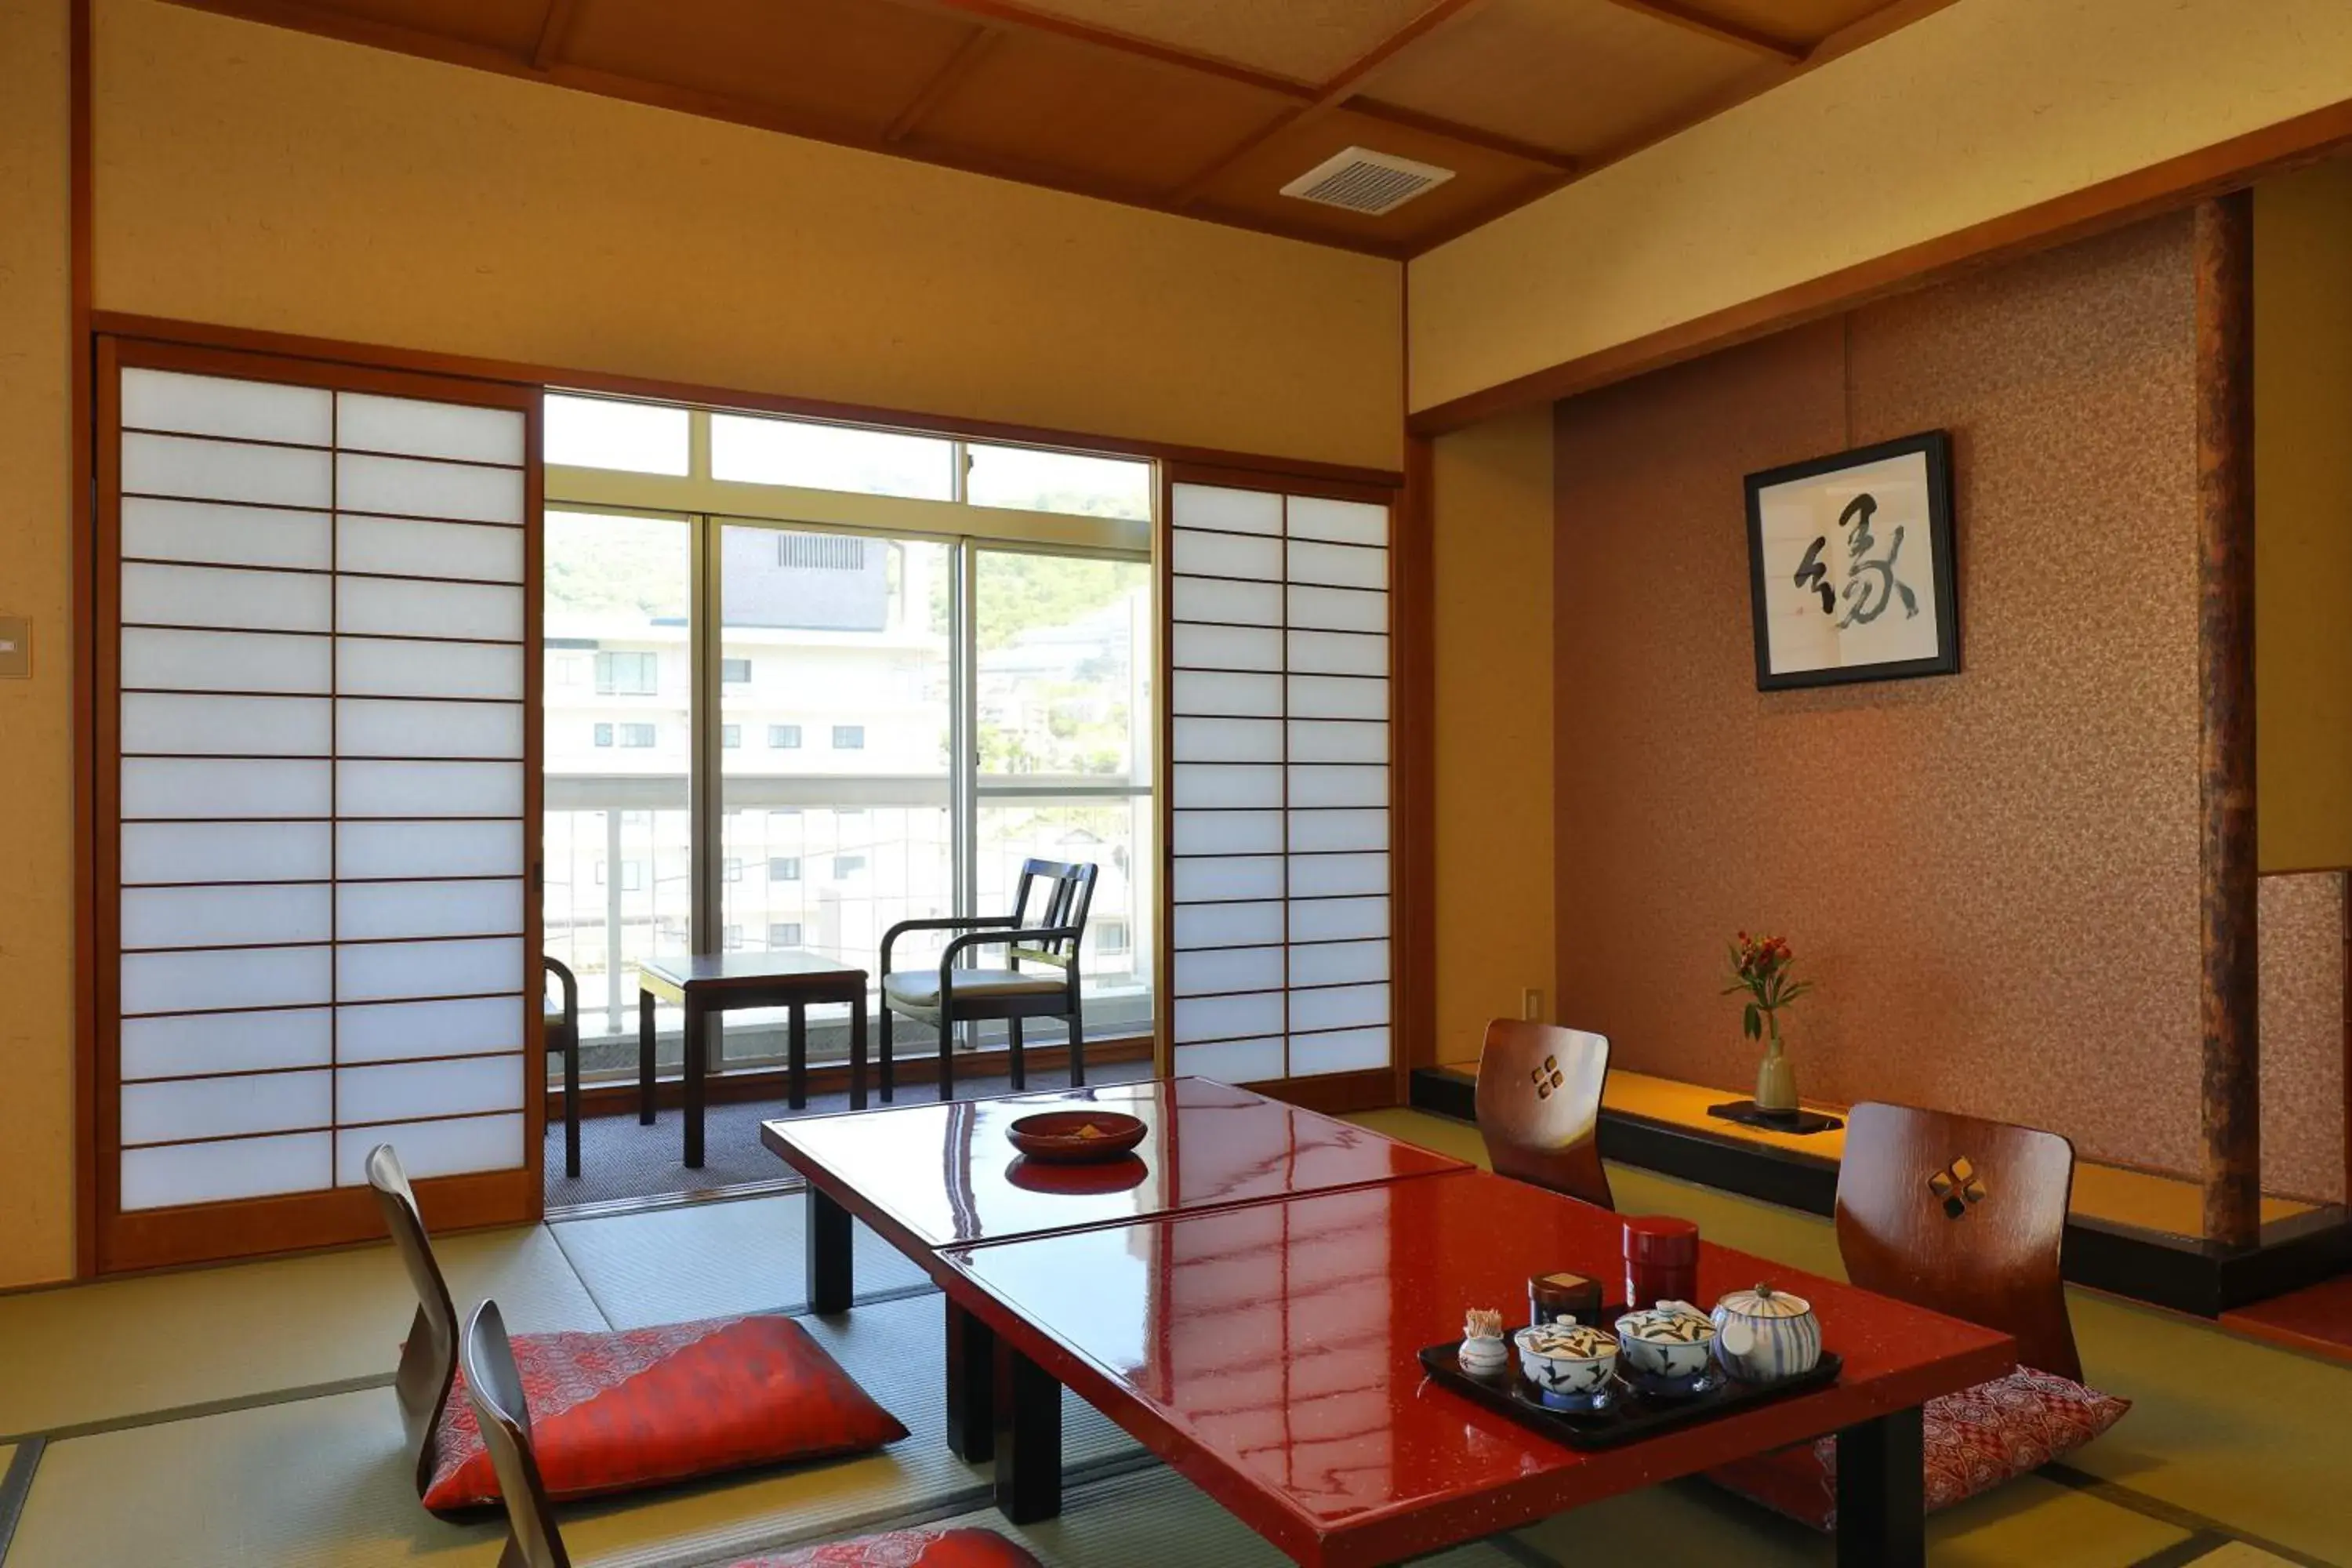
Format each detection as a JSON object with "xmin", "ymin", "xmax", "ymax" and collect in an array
[{"xmin": 1754, "ymin": 1018, "xmax": 1797, "ymax": 1114}]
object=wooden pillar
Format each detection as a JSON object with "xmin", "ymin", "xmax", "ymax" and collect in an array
[{"xmin": 2194, "ymin": 191, "xmax": 2260, "ymax": 1250}]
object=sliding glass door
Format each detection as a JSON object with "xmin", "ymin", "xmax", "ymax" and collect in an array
[{"xmin": 541, "ymin": 397, "xmax": 1155, "ymax": 1087}]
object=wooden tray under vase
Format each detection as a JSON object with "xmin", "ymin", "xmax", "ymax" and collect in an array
[{"xmin": 1417, "ymin": 1342, "xmax": 1842, "ymax": 1451}]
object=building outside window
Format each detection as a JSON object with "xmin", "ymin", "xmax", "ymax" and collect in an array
[
  {"xmin": 768, "ymin": 724, "xmax": 801, "ymax": 749},
  {"xmin": 833, "ymin": 854, "xmax": 867, "ymax": 879},
  {"xmin": 720, "ymin": 658, "xmax": 752, "ymax": 683},
  {"xmin": 722, "ymin": 858, "xmax": 742, "ymax": 881},
  {"xmin": 721, "ymin": 724, "xmax": 742, "ymax": 748},
  {"xmin": 769, "ymin": 922, "xmax": 804, "ymax": 947},
  {"xmin": 617, "ymin": 723, "xmax": 656, "ymax": 748},
  {"xmin": 770, "ymin": 856, "xmax": 802, "ymax": 881},
  {"xmin": 1096, "ymin": 918, "xmax": 1131, "ymax": 956},
  {"xmin": 593, "ymin": 722, "xmax": 613, "ymax": 747},
  {"xmin": 594, "ymin": 650, "xmax": 658, "ymax": 695},
  {"xmin": 723, "ymin": 924, "xmax": 744, "ymax": 949},
  {"xmin": 832, "ymin": 724, "xmax": 866, "ymax": 750}
]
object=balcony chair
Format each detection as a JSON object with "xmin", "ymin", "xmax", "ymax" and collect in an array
[
  {"xmin": 879, "ymin": 858, "xmax": 1098, "ymax": 1102},
  {"xmin": 366, "ymin": 1143, "xmax": 906, "ymax": 1517},
  {"xmin": 461, "ymin": 1298, "xmax": 1043, "ymax": 1568},
  {"xmin": 544, "ymin": 956, "xmax": 580, "ymax": 1179},
  {"xmin": 1475, "ymin": 1019, "xmax": 1614, "ymax": 1210},
  {"xmin": 1711, "ymin": 1102, "xmax": 2129, "ymax": 1529}
]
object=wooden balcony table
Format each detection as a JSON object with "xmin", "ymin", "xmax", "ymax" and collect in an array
[{"xmin": 638, "ymin": 950, "xmax": 869, "ymax": 1167}]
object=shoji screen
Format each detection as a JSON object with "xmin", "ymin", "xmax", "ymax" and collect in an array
[
  {"xmin": 98, "ymin": 339, "xmax": 539, "ymax": 1269},
  {"xmin": 1166, "ymin": 477, "xmax": 1392, "ymax": 1085}
]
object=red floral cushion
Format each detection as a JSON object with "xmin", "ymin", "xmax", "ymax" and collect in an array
[
  {"xmin": 731, "ymin": 1529, "xmax": 1043, "ymax": 1566},
  {"xmin": 1709, "ymin": 1366, "xmax": 2130, "ymax": 1530},
  {"xmin": 422, "ymin": 1314, "xmax": 907, "ymax": 1512}
]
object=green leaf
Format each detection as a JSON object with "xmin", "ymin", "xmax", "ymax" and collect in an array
[{"xmin": 1743, "ymin": 1002, "xmax": 1761, "ymax": 1039}]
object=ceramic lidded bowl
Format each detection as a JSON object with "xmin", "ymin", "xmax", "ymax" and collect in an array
[
  {"xmin": 1612, "ymin": 1301, "xmax": 1719, "ymax": 1389},
  {"xmin": 1710, "ymin": 1283, "xmax": 1822, "ymax": 1383},
  {"xmin": 1513, "ymin": 1318, "xmax": 1618, "ymax": 1399}
]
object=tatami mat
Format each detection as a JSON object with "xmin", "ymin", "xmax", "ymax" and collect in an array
[
  {"xmin": 927, "ymin": 1462, "xmax": 1529, "ymax": 1568},
  {"xmin": 6, "ymin": 1291, "xmax": 1140, "ymax": 1568},
  {"xmin": 551, "ymin": 1192, "xmax": 933, "ymax": 1329},
  {"xmin": 0, "ymin": 1223, "xmax": 604, "ymax": 1441}
]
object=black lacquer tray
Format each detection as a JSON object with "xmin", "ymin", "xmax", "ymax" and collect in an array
[{"xmin": 1417, "ymin": 1342, "xmax": 1842, "ymax": 1451}]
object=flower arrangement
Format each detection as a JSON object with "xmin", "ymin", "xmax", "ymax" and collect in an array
[{"xmin": 1722, "ymin": 931, "xmax": 1812, "ymax": 1051}]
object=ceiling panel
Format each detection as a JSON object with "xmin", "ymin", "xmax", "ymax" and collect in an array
[
  {"xmin": 292, "ymin": 0, "xmax": 551, "ymax": 56},
  {"xmin": 1187, "ymin": 107, "xmax": 1558, "ymax": 252},
  {"xmin": 909, "ymin": 27, "xmax": 1297, "ymax": 194},
  {"xmin": 998, "ymin": 0, "xmax": 1443, "ymax": 84},
  {"xmin": 1678, "ymin": 0, "xmax": 1905, "ymax": 47},
  {"xmin": 558, "ymin": 0, "xmax": 978, "ymax": 136},
  {"xmin": 1359, "ymin": 0, "xmax": 1763, "ymax": 158}
]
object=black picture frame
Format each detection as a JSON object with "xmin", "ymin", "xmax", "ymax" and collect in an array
[{"xmin": 1743, "ymin": 429, "xmax": 1959, "ymax": 691}]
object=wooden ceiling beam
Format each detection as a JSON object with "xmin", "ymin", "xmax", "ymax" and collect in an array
[
  {"xmin": 528, "ymin": 0, "xmax": 579, "ymax": 71},
  {"xmin": 1167, "ymin": 0, "xmax": 1491, "ymax": 209},
  {"xmin": 1345, "ymin": 97, "xmax": 1577, "ymax": 173},
  {"xmin": 885, "ymin": 0, "xmax": 1318, "ymax": 101},
  {"xmin": 883, "ymin": 24, "xmax": 1001, "ymax": 143},
  {"xmin": 1596, "ymin": 0, "xmax": 1807, "ymax": 64}
]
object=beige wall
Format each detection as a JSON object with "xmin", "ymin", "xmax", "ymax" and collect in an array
[
  {"xmin": 93, "ymin": 0, "xmax": 1403, "ymax": 471},
  {"xmin": 1411, "ymin": 0, "xmax": 2352, "ymax": 414},
  {"xmin": 1431, "ymin": 408, "xmax": 1554, "ymax": 1065},
  {"xmin": 2256, "ymin": 161, "xmax": 2352, "ymax": 873},
  {"xmin": 0, "ymin": 0, "xmax": 75, "ymax": 1288}
]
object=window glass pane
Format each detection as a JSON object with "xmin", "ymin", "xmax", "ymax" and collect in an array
[
  {"xmin": 543, "ymin": 511, "xmax": 691, "ymax": 1078},
  {"xmin": 976, "ymin": 552, "xmax": 1149, "ymax": 785},
  {"xmin": 720, "ymin": 524, "xmax": 955, "ymax": 1064},
  {"xmin": 967, "ymin": 445, "xmax": 1151, "ymax": 521},
  {"xmin": 545, "ymin": 395, "xmax": 690, "ymax": 476},
  {"xmin": 711, "ymin": 414, "xmax": 953, "ymax": 501},
  {"xmin": 976, "ymin": 797, "xmax": 1154, "ymax": 1042}
]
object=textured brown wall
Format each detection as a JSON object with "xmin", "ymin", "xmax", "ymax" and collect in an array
[
  {"xmin": 1553, "ymin": 216, "xmax": 2236, "ymax": 1186},
  {"xmin": 2258, "ymin": 873, "xmax": 2347, "ymax": 1201}
]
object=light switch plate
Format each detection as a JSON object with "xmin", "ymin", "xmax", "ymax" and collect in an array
[
  {"xmin": 0, "ymin": 617, "xmax": 27, "ymax": 679},
  {"xmin": 1523, "ymin": 987, "xmax": 1543, "ymax": 1022}
]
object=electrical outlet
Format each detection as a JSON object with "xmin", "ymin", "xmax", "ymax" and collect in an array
[
  {"xmin": 1523, "ymin": 987, "xmax": 1543, "ymax": 1022},
  {"xmin": 0, "ymin": 617, "xmax": 27, "ymax": 679}
]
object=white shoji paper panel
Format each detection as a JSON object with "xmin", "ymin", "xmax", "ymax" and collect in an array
[
  {"xmin": 122, "ymin": 883, "xmax": 333, "ymax": 950},
  {"xmin": 1287, "ymin": 852, "xmax": 1388, "ymax": 899},
  {"xmin": 337, "ymin": 699, "xmax": 524, "ymax": 759},
  {"xmin": 334, "ymin": 1113, "xmax": 522, "ymax": 1185},
  {"xmin": 337, "ymin": 936, "xmax": 524, "ymax": 1004},
  {"xmin": 121, "ymin": 629, "xmax": 332, "ymax": 695},
  {"xmin": 1288, "ymin": 939, "xmax": 1388, "ymax": 989},
  {"xmin": 1290, "ymin": 982, "xmax": 1388, "ymax": 1034},
  {"xmin": 122, "ymin": 562, "xmax": 332, "ymax": 634},
  {"xmin": 121, "ymin": 499, "xmax": 332, "ymax": 571},
  {"xmin": 1173, "ymin": 990, "xmax": 1283, "ymax": 1044},
  {"xmin": 1172, "ymin": 717, "xmax": 1283, "ymax": 762},
  {"xmin": 337, "ymin": 995, "xmax": 524, "ymax": 1063},
  {"xmin": 1289, "ymin": 764, "xmax": 1388, "ymax": 809},
  {"xmin": 1171, "ymin": 623, "xmax": 1282, "ymax": 671},
  {"xmin": 123, "ymin": 433, "xmax": 332, "ymax": 509},
  {"xmin": 338, "ymin": 639, "xmax": 524, "ymax": 701},
  {"xmin": 120, "ymin": 1007, "xmax": 332, "ymax": 1082},
  {"xmin": 1285, "ymin": 539, "xmax": 1385, "ymax": 590},
  {"xmin": 1288, "ymin": 630, "xmax": 1387, "ymax": 677},
  {"xmin": 1286, "ymin": 495, "xmax": 1388, "ymax": 547},
  {"xmin": 1171, "ymin": 809, "xmax": 1283, "ymax": 856},
  {"xmin": 338, "ymin": 820, "xmax": 524, "ymax": 880},
  {"xmin": 1171, "ymin": 764, "xmax": 1281, "ymax": 810},
  {"xmin": 337, "ymin": 879, "xmax": 524, "ymax": 942},
  {"xmin": 111, "ymin": 366, "xmax": 533, "ymax": 1221},
  {"xmin": 337, "ymin": 576, "xmax": 524, "ymax": 641},
  {"xmin": 1171, "ymin": 575, "xmax": 1280, "ymax": 625},
  {"xmin": 338, "ymin": 516, "xmax": 524, "ymax": 583},
  {"xmin": 121, "ymin": 758, "xmax": 332, "ymax": 820},
  {"xmin": 1290, "ymin": 897, "xmax": 1388, "ymax": 943},
  {"xmin": 339, "ymin": 1055, "xmax": 524, "ymax": 1124},
  {"xmin": 1288, "ymin": 720, "xmax": 1387, "ymax": 764},
  {"xmin": 1171, "ymin": 945, "xmax": 1283, "ymax": 996},
  {"xmin": 1172, "ymin": 900, "xmax": 1284, "ymax": 949},
  {"xmin": 1171, "ymin": 528, "xmax": 1280, "ymax": 579},
  {"xmin": 338, "ymin": 452, "xmax": 524, "ymax": 524},
  {"xmin": 336, "ymin": 392, "xmax": 524, "ymax": 465},
  {"xmin": 1171, "ymin": 484, "xmax": 1282, "ymax": 535},
  {"xmin": 1289, "ymin": 808, "xmax": 1388, "ymax": 853},
  {"xmin": 121, "ymin": 1070, "xmax": 332, "ymax": 1146},
  {"xmin": 1289, "ymin": 1026, "xmax": 1390, "ymax": 1075},
  {"xmin": 1171, "ymin": 1038, "xmax": 1284, "ymax": 1083},
  {"xmin": 1286, "ymin": 583, "xmax": 1386, "ymax": 633},
  {"xmin": 122, "ymin": 1132, "xmax": 331, "ymax": 1211},
  {"xmin": 123, "ymin": 369, "xmax": 332, "ymax": 445},
  {"xmin": 1171, "ymin": 670, "xmax": 1282, "ymax": 717},
  {"xmin": 122, "ymin": 821, "xmax": 333, "ymax": 885},
  {"xmin": 1170, "ymin": 855, "xmax": 1284, "ymax": 903},
  {"xmin": 1290, "ymin": 674, "xmax": 1388, "ymax": 720}
]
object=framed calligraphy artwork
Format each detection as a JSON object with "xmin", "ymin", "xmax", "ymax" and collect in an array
[{"xmin": 1744, "ymin": 430, "xmax": 1958, "ymax": 691}]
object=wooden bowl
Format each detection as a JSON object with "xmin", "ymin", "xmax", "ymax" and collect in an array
[{"xmin": 1005, "ymin": 1109, "xmax": 1147, "ymax": 1163}]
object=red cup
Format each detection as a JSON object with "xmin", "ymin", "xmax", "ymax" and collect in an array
[{"xmin": 1623, "ymin": 1215, "xmax": 1699, "ymax": 1308}]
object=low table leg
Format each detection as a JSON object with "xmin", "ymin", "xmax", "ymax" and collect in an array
[
  {"xmin": 788, "ymin": 1003, "xmax": 808, "ymax": 1112},
  {"xmin": 683, "ymin": 996, "xmax": 706, "ymax": 1169},
  {"xmin": 806, "ymin": 1187, "xmax": 854, "ymax": 1314},
  {"xmin": 992, "ymin": 1338, "xmax": 1062, "ymax": 1524},
  {"xmin": 638, "ymin": 988, "xmax": 656, "ymax": 1125},
  {"xmin": 946, "ymin": 1298, "xmax": 995, "ymax": 1462},
  {"xmin": 849, "ymin": 992, "xmax": 869, "ymax": 1112},
  {"xmin": 1835, "ymin": 1405, "xmax": 1925, "ymax": 1568}
]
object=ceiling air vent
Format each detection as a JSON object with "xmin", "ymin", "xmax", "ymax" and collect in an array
[{"xmin": 1279, "ymin": 147, "xmax": 1455, "ymax": 216}]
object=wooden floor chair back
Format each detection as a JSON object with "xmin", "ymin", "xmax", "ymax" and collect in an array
[
  {"xmin": 1836, "ymin": 1102, "xmax": 2082, "ymax": 1382},
  {"xmin": 1475, "ymin": 1020, "xmax": 1614, "ymax": 1210},
  {"xmin": 463, "ymin": 1299, "xmax": 574, "ymax": 1568},
  {"xmin": 365, "ymin": 1142, "xmax": 463, "ymax": 1501}
]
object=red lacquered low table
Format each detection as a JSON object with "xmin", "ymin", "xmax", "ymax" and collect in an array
[
  {"xmin": 760, "ymin": 1076, "xmax": 1472, "ymax": 1460},
  {"xmin": 941, "ymin": 1167, "xmax": 2016, "ymax": 1567}
]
